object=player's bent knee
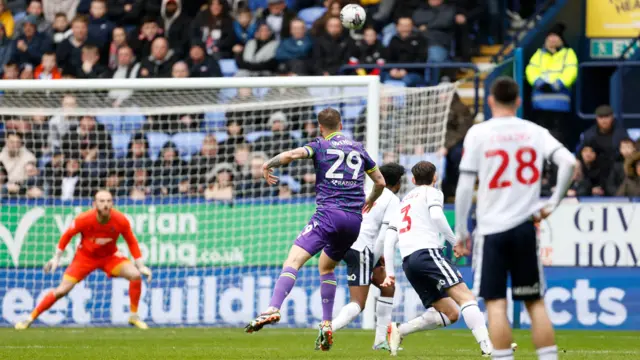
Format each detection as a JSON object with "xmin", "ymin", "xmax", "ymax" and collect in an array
[{"xmin": 54, "ymin": 281, "xmax": 76, "ymax": 297}]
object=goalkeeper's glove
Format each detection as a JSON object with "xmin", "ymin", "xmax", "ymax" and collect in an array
[
  {"xmin": 135, "ymin": 259, "xmax": 152, "ymax": 282},
  {"xmin": 44, "ymin": 249, "xmax": 63, "ymax": 273}
]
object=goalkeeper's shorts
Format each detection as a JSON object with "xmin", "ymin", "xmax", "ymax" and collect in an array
[{"xmin": 64, "ymin": 251, "xmax": 130, "ymax": 283}]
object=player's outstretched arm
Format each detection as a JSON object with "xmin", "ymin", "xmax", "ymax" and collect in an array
[
  {"xmin": 363, "ymin": 168, "xmax": 386, "ymax": 213},
  {"xmin": 381, "ymin": 226, "xmax": 398, "ymax": 287},
  {"xmin": 44, "ymin": 224, "xmax": 81, "ymax": 273},
  {"xmin": 262, "ymin": 147, "xmax": 309, "ymax": 185},
  {"xmin": 429, "ymin": 206, "xmax": 456, "ymax": 246}
]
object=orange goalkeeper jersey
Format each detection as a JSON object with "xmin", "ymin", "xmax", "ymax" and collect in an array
[{"xmin": 58, "ymin": 208, "xmax": 142, "ymax": 259}]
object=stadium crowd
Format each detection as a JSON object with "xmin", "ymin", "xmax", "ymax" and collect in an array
[{"xmin": 0, "ymin": 0, "xmax": 639, "ymax": 201}]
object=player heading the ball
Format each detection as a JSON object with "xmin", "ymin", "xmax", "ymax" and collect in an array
[
  {"xmin": 454, "ymin": 77, "xmax": 576, "ymax": 360},
  {"xmin": 245, "ymin": 108, "xmax": 386, "ymax": 352},
  {"xmin": 15, "ymin": 190, "xmax": 152, "ymax": 330}
]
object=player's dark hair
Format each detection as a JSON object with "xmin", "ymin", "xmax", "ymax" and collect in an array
[
  {"xmin": 379, "ymin": 163, "xmax": 405, "ymax": 187},
  {"xmin": 5, "ymin": 131, "xmax": 22, "ymax": 141},
  {"xmin": 411, "ymin": 161, "xmax": 436, "ymax": 186},
  {"xmin": 490, "ymin": 76, "xmax": 519, "ymax": 107},
  {"xmin": 317, "ymin": 108, "xmax": 342, "ymax": 131}
]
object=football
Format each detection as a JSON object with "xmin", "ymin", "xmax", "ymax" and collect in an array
[{"xmin": 340, "ymin": 4, "xmax": 366, "ymax": 30}]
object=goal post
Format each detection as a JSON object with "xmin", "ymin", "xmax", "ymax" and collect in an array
[{"xmin": 0, "ymin": 76, "xmax": 458, "ymax": 328}]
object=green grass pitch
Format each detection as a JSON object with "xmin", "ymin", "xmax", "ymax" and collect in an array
[{"xmin": 1, "ymin": 328, "xmax": 638, "ymax": 359}]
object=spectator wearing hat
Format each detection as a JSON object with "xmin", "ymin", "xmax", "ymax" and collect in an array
[
  {"xmin": 526, "ymin": 23, "xmax": 578, "ymax": 147},
  {"xmin": 253, "ymin": 111, "xmax": 296, "ymax": 157},
  {"xmin": 275, "ymin": 18, "xmax": 312, "ymax": 75},
  {"xmin": 56, "ymin": 14, "xmax": 90, "ymax": 75},
  {"xmin": 311, "ymin": 17, "xmax": 355, "ymax": 76},
  {"xmin": 12, "ymin": 14, "xmax": 52, "ymax": 69},
  {"xmin": 87, "ymin": 0, "xmax": 114, "ymax": 51},
  {"xmin": 235, "ymin": 22, "xmax": 279, "ymax": 77},
  {"xmin": 186, "ymin": 42, "xmax": 221, "ymax": 78},
  {"xmin": 15, "ymin": 0, "xmax": 51, "ymax": 37},
  {"xmin": 579, "ymin": 105, "xmax": 630, "ymax": 174},
  {"xmin": 617, "ymin": 151, "xmax": 640, "ymax": 197},
  {"xmin": 254, "ymin": 0, "xmax": 296, "ymax": 40},
  {"xmin": 190, "ymin": 0, "xmax": 237, "ymax": 59},
  {"xmin": 107, "ymin": 0, "xmax": 144, "ymax": 27},
  {"xmin": 127, "ymin": 15, "xmax": 163, "ymax": 60},
  {"xmin": 234, "ymin": 7, "xmax": 256, "ymax": 45},
  {"xmin": 0, "ymin": 23, "xmax": 13, "ymax": 75},
  {"xmin": 160, "ymin": 0, "xmax": 190, "ymax": 58},
  {"xmin": 140, "ymin": 36, "xmax": 178, "ymax": 78},
  {"xmin": 0, "ymin": 0, "xmax": 14, "ymax": 38}
]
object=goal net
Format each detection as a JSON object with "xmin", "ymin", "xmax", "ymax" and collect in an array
[{"xmin": 0, "ymin": 77, "xmax": 457, "ymax": 328}]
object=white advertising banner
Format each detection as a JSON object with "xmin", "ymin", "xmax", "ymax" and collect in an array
[{"xmin": 539, "ymin": 203, "xmax": 640, "ymax": 267}]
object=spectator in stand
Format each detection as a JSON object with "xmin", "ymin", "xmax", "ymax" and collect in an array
[
  {"xmin": 15, "ymin": 0, "xmax": 51, "ymax": 37},
  {"xmin": 233, "ymin": 7, "xmax": 256, "ymax": 45},
  {"xmin": 56, "ymin": 14, "xmax": 90, "ymax": 75},
  {"xmin": 236, "ymin": 22, "xmax": 279, "ymax": 77},
  {"xmin": 76, "ymin": 0, "xmax": 91, "ymax": 14},
  {"xmin": 18, "ymin": 64, "xmax": 32, "ymax": 78},
  {"xmin": 526, "ymin": 23, "xmax": 578, "ymax": 147},
  {"xmin": 43, "ymin": 0, "xmax": 79, "ymax": 24},
  {"xmin": 275, "ymin": 18, "xmax": 312, "ymax": 75},
  {"xmin": 311, "ymin": 17, "xmax": 355, "ymax": 76},
  {"xmin": 2, "ymin": 60, "xmax": 18, "ymax": 78},
  {"xmin": 48, "ymin": 94, "xmax": 79, "ymax": 150},
  {"xmin": 311, "ymin": 0, "xmax": 341, "ymax": 36},
  {"xmin": 278, "ymin": 183, "xmax": 292, "ymax": 199},
  {"xmin": 107, "ymin": 26, "xmax": 126, "ymax": 69},
  {"xmin": 186, "ymin": 43, "xmax": 221, "ymax": 78},
  {"xmin": 52, "ymin": 12, "xmax": 72, "ymax": 46},
  {"xmin": 254, "ymin": 0, "xmax": 295, "ymax": 40},
  {"xmin": 384, "ymin": 17, "xmax": 426, "ymax": 86},
  {"xmin": 351, "ymin": 26, "xmax": 385, "ymax": 76},
  {"xmin": 120, "ymin": 133, "xmax": 151, "ymax": 181},
  {"xmin": 452, "ymin": 0, "xmax": 484, "ymax": 61},
  {"xmin": 74, "ymin": 43, "xmax": 106, "ymax": 78},
  {"xmin": 107, "ymin": 46, "xmax": 141, "ymax": 106},
  {"xmin": 440, "ymin": 92, "xmax": 474, "ymax": 198},
  {"xmin": 232, "ymin": 142, "xmax": 250, "ymax": 174},
  {"xmin": 79, "ymin": 141, "xmax": 106, "ymax": 194},
  {"xmin": 574, "ymin": 143, "xmax": 607, "ymax": 197},
  {"xmin": 103, "ymin": 170, "xmax": 127, "ymax": 197},
  {"xmin": 0, "ymin": 165, "xmax": 7, "ymax": 196},
  {"xmin": 128, "ymin": 16, "xmax": 162, "ymax": 60},
  {"xmin": 0, "ymin": 23, "xmax": 14, "ymax": 75},
  {"xmin": 58, "ymin": 158, "xmax": 81, "ymax": 199},
  {"xmin": 160, "ymin": 0, "xmax": 190, "ymax": 58},
  {"xmin": 22, "ymin": 161, "xmax": 44, "ymax": 198},
  {"xmin": 28, "ymin": 115, "xmax": 49, "ymax": 157},
  {"xmin": 236, "ymin": 151, "xmax": 272, "ymax": 198},
  {"xmin": 579, "ymin": 105, "xmax": 629, "ymax": 178},
  {"xmin": 87, "ymin": 0, "xmax": 114, "ymax": 52},
  {"xmin": 140, "ymin": 36, "xmax": 177, "ymax": 78},
  {"xmin": 129, "ymin": 167, "xmax": 151, "ymax": 200},
  {"xmin": 191, "ymin": 0, "xmax": 237, "ymax": 59},
  {"xmin": 171, "ymin": 60, "xmax": 188, "ymax": 77},
  {"xmin": 107, "ymin": 0, "xmax": 144, "ymax": 27},
  {"xmin": 617, "ymin": 151, "xmax": 640, "ymax": 197},
  {"xmin": 152, "ymin": 141, "xmax": 187, "ymax": 196},
  {"xmin": 34, "ymin": 51, "xmax": 62, "ymax": 79},
  {"xmin": 413, "ymin": 0, "xmax": 456, "ymax": 63},
  {"xmin": 0, "ymin": 132, "xmax": 37, "ymax": 185},
  {"xmin": 189, "ymin": 134, "xmax": 219, "ymax": 193},
  {"xmin": 219, "ymin": 119, "xmax": 245, "ymax": 163},
  {"xmin": 253, "ymin": 111, "xmax": 296, "ymax": 157},
  {"xmin": 0, "ymin": 0, "xmax": 14, "ymax": 38},
  {"xmin": 607, "ymin": 138, "xmax": 637, "ymax": 196},
  {"xmin": 12, "ymin": 15, "xmax": 53, "ymax": 69},
  {"xmin": 61, "ymin": 114, "xmax": 112, "ymax": 160},
  {"xmin": 204, "ymin": 163, "xmax": 235, "ymax": 201},
  {"xmin": 373, "ymin": 0, "xmax": 420, "ymax": 36},
  {"xmin": 43, "ymin": 149, "xmax": 65, "ymax": 196}
]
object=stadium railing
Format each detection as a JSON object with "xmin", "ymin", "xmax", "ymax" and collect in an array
[{"xmin": 338, "ymin": 62, "xmax": 481, "ymax": 116}]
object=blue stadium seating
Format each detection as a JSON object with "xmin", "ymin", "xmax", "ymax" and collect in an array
[
  {"xmin": 219, "ymin": 88, "xmax": 238, "ymax": 102},
  {"xmin": 342, "ymin": 104, "xmax": 364, "ymax": 119},
  {"xmin": 248, "ymin": 0, "xmax": 268, "ymax": 11},
  {"xmin": 253, "ymin": 87, "xmax": 270, "ymax": 98},
  {"xmin": 246, "ymin": 131, "xmax": 273, "ymax": 143},
  {"xmin": 383, "ymin": 80, "xmax": 407, "ymax": 87},
  {"xmin": 96, "ymin": 115, "xmax": 122, "ymax": 132},
  {"xmin": 172, "ymin": 132, "xmax": 206, "ymax": 161},
  {"xmin": 121, "ymin": 114, "xmax": 146, "ymax": 132},
  {"xmin": 298, "ymin": 7, "xmax": 326, "ymax": 28},
  {"xmin": 628, "ymin": 128, "xmax": 640, "ymax": 142},
  {"xmin": 146, "ymin": 132, "xmax": 171, "ymax": 161},
  {"xmin": 204, "ymin": 112, "xmax": 227, "ymax": 131},
  {"xmin": 219, "ymin": 59, "xmax": 238, "ymax": 77},
  {"xmin": 290, "ymin": 130, "xmax": 302, "ymax": 139},
  {"xmin": 279, "ymin": 175, "xmax": 302, "ymax": 193},
  {"xmin": 112, "ymin": 133, "xmax": 132, "ymax": 158},
  {"xmin": 214, "ymin": 131, "xmax": 229, "ymax": 143}
]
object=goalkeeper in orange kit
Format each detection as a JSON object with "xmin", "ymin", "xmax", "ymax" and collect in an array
[{"xmin": 15, "ymin": 190, "xmax": 152, "ymax": 330}]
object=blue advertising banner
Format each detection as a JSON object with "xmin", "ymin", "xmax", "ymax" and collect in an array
[{"xmin": 1, "ymin": 267, "xmax": 639, "ymax": 329}]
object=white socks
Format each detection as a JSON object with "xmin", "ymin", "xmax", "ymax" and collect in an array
[
  {"xmin": 398, "ymin": 308, "xmax": 451, "ymax": 337},
  {"xmin": 492, "ymin": 348, "xmax": 514, "ymax": 360},
  {"xmin": 460, "ymin": 301, "xmax": 492, "ymax": 348},
  {"xmin": 332, "ymin": 302, "xmax": 361, "ymax": 331},
  {"xmin": 374, "ymin": 296, "xmax": 394, "ymax": 344},
  {"xmin": 537, "ymin": 345, "xmax": 558, "ymax": 360}
]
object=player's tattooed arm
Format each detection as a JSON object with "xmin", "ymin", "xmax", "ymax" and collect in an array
[
  {"xmin": 264, "ymin": 154, "xmax": 284, "ymax": 169},
  {"xmin": 363, "ymin": 168, "xmax": 386, "ymax": 213},
  {"xmin": 262, "ymin": 147, "xmax": 309, "ymax": 185}
]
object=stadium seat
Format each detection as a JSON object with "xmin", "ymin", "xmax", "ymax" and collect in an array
[
  {"xmin": 298, "ymin": 7, "xmax": 326, "ymax": 28},
  {"xmin": 628, "ymin": 128, "xmax": 640, "ymax": 141},
  {"xmin": 214, "ymin": 131, "xmax": 229, "ymax": 143},
  {"xmin": 219, "ymin": 88, "xmax": 237, "ymax": 102},
  {"xmin": 172, "ymin": 132, "xmax": 206, "ymax": 161},
  {"xmin": 204, "ymin": 112, "xmax": 227, "ymax": 131},
  {"xmin": 96, "ymin": 114, "xmax": 122, "ymax": 132},
  {"xmin": 246, "ymin": 131, "xmax": 272, "ymax": 143},
  {"xmin": 13, "ymin": 12, "xmax": 26, "ymax": 22},
  {"xmin": 121, "ymin": 114, "xmax": 146, "ymax": 132},
  {"xmin": 290, "ymin": 130, "xmax": 302, "ymax": 139},
  {"xmin": 219, "ymin": 59, "xmax": 238, "ymax": 77},
  {"xmin": 146, "ymin": 132, "xmax": 171, "ymax": 161},
  {"xmin": 279, "ymin": 175, "xmax": 302, "ymax": 193},
  {"xmin": 112, "ymin": 133, "xmax": 132, "ymax": 159},
  {"xmin": 342, "ymin": 104, "xmax": 365, "ymax": 119}
]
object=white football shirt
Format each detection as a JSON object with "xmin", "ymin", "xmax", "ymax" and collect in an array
[
  {"xmin": 351, "ymin": 187, "xmax": 399, "ymax": 252},
  {"xmin": 459, "ymin": 116, "xmax": 564, "ymax": 236},
  {"xmin": 392, "ymin": 186, "xmax": 446, "ymax": 258}
]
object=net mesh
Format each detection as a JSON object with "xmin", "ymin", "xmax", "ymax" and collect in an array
[{"xmin": 0, "ymin": 79, "xmax": 457, "ymax": 327}]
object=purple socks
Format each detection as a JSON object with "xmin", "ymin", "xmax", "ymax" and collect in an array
[
  {"xmin": 320, "ymin": 272, "xmax": 337, "ymax": 321},
  {"xmin": 269, "ymin": 266, "xmax": 298, "ymax": 309}
]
